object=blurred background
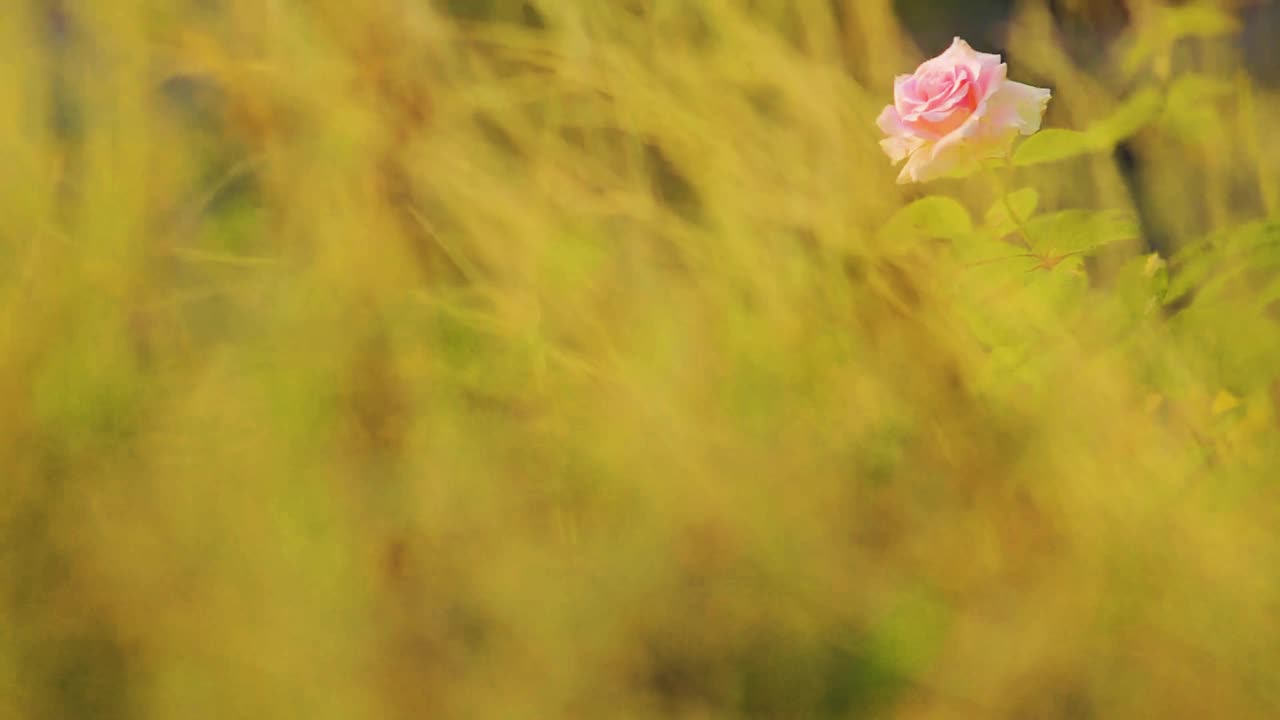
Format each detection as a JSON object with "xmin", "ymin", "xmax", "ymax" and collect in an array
[{"xmin": 4, "ymin": 0, "xmax": 1280, "ymax": 718}]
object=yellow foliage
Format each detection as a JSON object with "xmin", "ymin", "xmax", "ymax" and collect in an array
[{"xmin": 1, "ymin": 1, "xmax": 1279, "ymax": 718}]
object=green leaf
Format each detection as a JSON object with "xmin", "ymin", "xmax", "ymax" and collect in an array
[
  {"xmin": 1024, "ymin": 209, "xmax": 1140, "ymax": 256},
  {"xmin": 1165, "ymin": 231, "xmax": 1229, "ymax": 306},
  {"xmin": 1029, "ymin": 254, "xmax": 1090, "ymax": 311},
  {"xmin": 1115, "ymin": 252, "xmax": 1170, "ymax": 318},
  {"xmin": 866, "ymin": 588, "xmax": 950, "ymax": 677},
  {"xmin": 879, "ymin": 196, "xmax": 972, "ymax": 243},
  {"xmin": 984, "ymin": 187, "xmax": 1039, "ymax": 236},
  {"xmin": 1188, "ymin": 220, "xmax": 1280, "ymax": 305},
  {"xmin": 1161, "ymin": 73, "xmax": 1234, "ymax": 142},
  {"xmin": 1256, "ymin": 276, "xmax": 1280, "ymax": 313},
  {"xmin": 951, "ymin": 233, "xmax": 1029, "ymax": 267},
  {"xmin": 1013, "ymin": 130, "xmax": 1097, "ymax": 167},
  {"xmin": 1228, "ymin": 219, "xmax": 1280, "ymax": 259},
  {"xmin": 1086, "ymin": 88, "xmax": 1163, "ymax": 148}
]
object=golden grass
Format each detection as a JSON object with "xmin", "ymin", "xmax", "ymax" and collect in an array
[{"xmin": 2, "ymin": 1, "xmax": 1280, "ymax": 717}]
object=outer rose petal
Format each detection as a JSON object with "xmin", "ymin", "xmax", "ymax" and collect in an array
[
  {"xmin": 984, "ymin": 80, "xmax": 1052, "ymax": 135},
  {"xmin": 897, "ymin": 140, "xmax": 942, "ymax": 183},
  {"xmin": 876, "ymin": 104, "xmax": 904, "ymax": 136},
  {"xmin": 976, "ymin": 62, "xmax": 1008, "ymax": 103},
  {"xmin": 877, "ymin": 105, "xmax": 925, "ymax": 164},
  {"xmin": 896, "ymin": 103, "xmax": 989, "ymax": 183},
  {"xmin": 883, "ymin": 136, "xmax": 925, "ymax": 166},
  {"xmin": 897, "ymin": 126, "xmax": 980, "ymax": 183},
  {"xmin": 897, "ymin": 81, "xmax": 1052, "ymax": 183}
]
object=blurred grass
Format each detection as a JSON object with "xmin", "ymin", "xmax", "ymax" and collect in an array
[{"xmin": 3, "ymin": 0, "xmax": 1280, "ymax": 717}]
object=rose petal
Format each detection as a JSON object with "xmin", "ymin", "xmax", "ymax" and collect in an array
[
  {"xmin": 918, "ymin": 39, "xmax": 1005, "ymax": 104},
  {"xmin": 934, "ymin": 66, "xmax": 977, "ymax": 109},
  {"xmin": 894, "ymin": 74, "xmax": 925, "ymax": 115},
  {"xmin": 882, "ymin": 135, "xmax": 925, "ymax": 166},
  {"xmin": 904, "ymin": 71, "xmax": 975, "ymax": 121},
  {"xmin": 917, "ymin": 68, "xmax": 951, "ymax": 98},
  {"xmin": 897, "ymin": 139, "xmax": 967, "ymax": 184},
  {"xmin": 945, "ymin": 101, "xmax": 1013, "ymax": 158},
  {"xmin": 897, "ymin": 116, "xmax": 983, "ymax": 183},
  {"xmin": 877, "ymin": 105, "xmax": 925, "ymax": 164},
  {"xmin": 976, "ymin": 62, "xmax": 1008, "ymax": 103},
  {"xmin": 953, "ymin": 38, "xmax": 1002, "ymax": 78},
  {"xmin": 918, "ymin": 38, "xmax": 1001, "ymax": 89},
  {"xmin": 876, "ymin": 104, "xmax": 904, "ymax": 136},
  {"xmin": 879, "ymin": 37, "xmax": 1052, "ymax": 184},
  {"xmin": 984, "ymin": 80, "xmax": 1053, "ymax": 135}
]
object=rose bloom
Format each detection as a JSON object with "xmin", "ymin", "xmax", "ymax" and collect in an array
[{"xmin": 878, "ymin": 38, "xmax": 1051, "ymax": 184}]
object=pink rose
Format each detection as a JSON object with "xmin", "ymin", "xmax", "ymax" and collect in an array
[{"xmin": 877, "ymin": 38, "xmax": 1051, "ymax": 184}]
